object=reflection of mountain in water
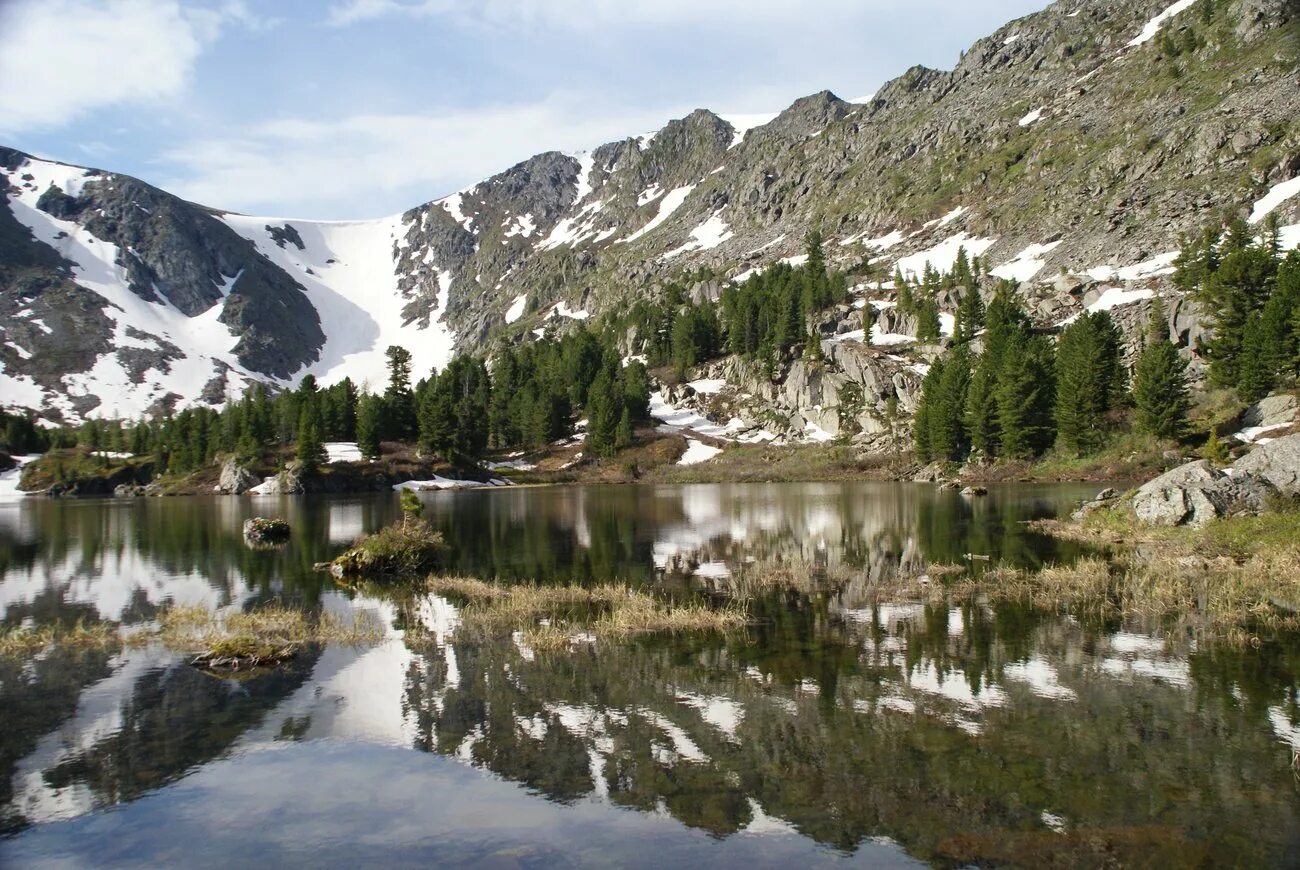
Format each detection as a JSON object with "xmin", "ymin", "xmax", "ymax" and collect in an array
[
  {"xmin": 6, "ymin": 581, "xmax": 1300, "ymax": 864},
  {"xmin": 0, "ymin": 483, "xmax": 1094, "ymax": 629}
]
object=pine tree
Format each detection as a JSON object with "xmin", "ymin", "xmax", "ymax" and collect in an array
[
  {"xmin": 1202, "ymin": 429, "xmax": 1228, "ymax": 466},
  {"xmin": 913, "ymin": 360, "xmax": 945, "ymax": 462},
  {"xmin": 383, "ymin": 345, "xmax": 417, "ymax": 441},
  {"xmin": 1133, "ymin": 299, "xmax": 1190, "ymax": 440},
  {"xmin": 615, "ymin": 407, "xmax": 633, "ymax": 450},
  {"xmin": 928, "ymin": 347, "xmax": 972, "ymax": 460},
  {"xmin": 996, "ymin": 336, "xmax": 1056, "ymax": 459},
  {"xmin": 915, "ymin": 298, "xmax": 941, "ymax": 343},
  {"xmin": 356, "ymin": 394, "xmax": 383, "ymax": 459},
  {"xmin": 585, "ymin": 367, "xmax": 622, "ymax": 458},
  {"xmin": 296, "ymin": 407, "xmax": 326, "ymax": 471},
  {"xmin": 1054, "ymin": 312, "xmax": 1123, "ymax": 456},
  {"xmin": 954, "ymin": 287, "xmax": 984, "ymax": 343}
]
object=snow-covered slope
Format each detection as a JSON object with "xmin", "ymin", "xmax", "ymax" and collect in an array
[
  {"xmin": 2, "ymin": 156, "xmax": 265, "ymax": 419},
  {"xmin": 218, "ymin": 214, "xmax": 455, "ymax": 392}
]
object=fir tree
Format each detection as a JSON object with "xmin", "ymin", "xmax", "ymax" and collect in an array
[
  {"xmin": 996, "ymin": 336, "xmax": 1056, "ymax": 459},
  {"xmin": 1133, "ymin": 299, "xmax": 1190, "ymax": 440},
  {"xmin": 357, "ymin": 394, "xmax": 383, "ymax": 459},
  {"xmin": 295, "ymin": 407, "xmax": 326, "ymax": 471},
  {"xmin": 915, "ymin": 298, "xmax": 941, "ymax": 343},
  {"xmin": 383, "ymin": 345, "xmax": 417, "ymax": 441}
]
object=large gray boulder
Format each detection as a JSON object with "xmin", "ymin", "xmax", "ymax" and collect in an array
[
  {"xmin": 217, "ymin": 456, "xmax": 258, "ymax": 495},
  {"xmin": 1131, "ymin": 460, "xmax": 1273, "ymax": 527},
  {"xmin": 1241, "ymin": 394, "xmax": 1298, "ymax": 430},
  {"xmin": 1231, "ymin": 433, "xmax": 1300, "ymax": 496}
]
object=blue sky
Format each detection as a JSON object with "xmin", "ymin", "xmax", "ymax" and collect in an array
[{"xmin": 1, "ymin": 0, "xmax": 1048, "ymax": 220}]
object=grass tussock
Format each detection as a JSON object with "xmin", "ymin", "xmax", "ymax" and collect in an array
[
  {"xmin": 0, "ymin": 620, "xmax": 124, "ymax": 658},
  {"xmin": 425, "ymin": 576, "xmax": 747, "ymax": 649},
  {"xmin": 717, "ymin": 559, "xmax": 859, "ymax": 600},
  {"xmin": 333, "ymin": 521, "xmax": 446, "ymax": 576},
  {"xmin": 0, "ymin": 605, "xmax": 386, "ymax": 669}
]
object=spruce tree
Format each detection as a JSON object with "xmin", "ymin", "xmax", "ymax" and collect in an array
[
  {"xmin": 928, "ymin": 347, "xmax": 972, "ymax": 460},
  {"xmin": 356, "ymin": 394, "xmax": 383, "ymax": 459},
  {"xmin": 1054, "ymin": 312, "xmax": 1122, "ymax": 456},
  {"xmin": 913, "ymin": 360, "xmax": 946, "ymax": 462},
  {"xmin": 915, "ymin": 298, "xmax": 941, "ymax": 343},
  {"xmin": 1133, "ymin": 299, "xmax": 1190, "ymax": 440},
  {"xmin": 296, "ymin": 407, "xmax": 326, "ymax": 471},
  {"xmin": 615, "ymin": 407, "xmax": 633, "ymax": 450},
  {"xmin": 954, "ymin": 287, "xmax": 984, "ymax": 343},
  {"xmin": 585, "ymin": 367, "xmax": 621, "ymax": 458},
  {"xmin": 996, "ymin": 336, "xmax": 1056, "ymax": 459},
  {"xmin": 383, "ymin": 345, "xmax": 417, "ymax": 441}
]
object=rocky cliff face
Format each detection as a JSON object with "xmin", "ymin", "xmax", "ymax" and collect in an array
[{"xmin": 1, "ymin": 0, "xmax": 1298, "ymax": 425}]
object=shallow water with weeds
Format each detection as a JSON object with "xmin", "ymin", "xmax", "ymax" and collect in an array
[{"xmin": 2, "ymin": 483, "xmax": 1299, "ymax": 866}]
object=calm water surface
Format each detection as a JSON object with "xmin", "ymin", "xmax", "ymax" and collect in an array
[{"xmin": 1, "ymin": 482, "xmax": 1298, "ymax": 867}]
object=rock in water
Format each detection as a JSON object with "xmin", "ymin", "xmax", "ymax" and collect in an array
[{"xmin": 243, "ymin": 517, "xmax": 291, "ymax": 543}]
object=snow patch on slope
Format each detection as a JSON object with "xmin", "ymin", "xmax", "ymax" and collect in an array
[
  {"xmin": 220, "ymin": 213, "xmax": 455, "ymax": 392},
  {"xmin": 991, "ymin": 241, "xmax": 1063, "ymax": 282},
  {"xmin": 1249, "ymin": 177, "xmax": 1300, "ymax": 224},
  {"xmin": 662, "ymin": 211, "xmax": 733, "ymax": 259},
  {"xmin": 620, "ymin": 184, "xmax": 696, "ymax": 244},
  {"xmin": 896, "ymin": 233, "xmax": 997, "ymax": 279},
  {"xmin": 1128, "ymin": 0, "xmax": 1199, "ymax": 47}
]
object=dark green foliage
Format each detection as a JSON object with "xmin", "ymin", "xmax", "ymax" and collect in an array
[
  {"xmin": 1183, "ymin": 226, "xmax": 1289, "ymax": 392},
  {"xmin": 1133, "ymin": 299, "xmax": 1190, "ymax": 440},
  {"xmin": 295, "ymin": 407, "xmax": 325, "ymax": 472},
  {"xmin": 995, "ymin": 335, "xmax": 1056, "ymax": 459},
  {"xmin": 383, "ymin": 345, "xmax": 417, "ymax": 441},
  {"xmin": 356, "ymin": 394, "xmax": 383, "ymax": 459},
  {"xmin": 1054, "ymin": 311, "xmax": 1125, "ymax": 456}
]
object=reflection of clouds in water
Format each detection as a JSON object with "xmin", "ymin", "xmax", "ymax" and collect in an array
[
  {"xmin": 327, "ymin": 502, "xmax": 365, "ymax": 544},
  {"xmin": 1003, "ymin": 657, "xmax": 1077, "ymax": 701},
  {"xmin": 10, "ymin": 649, "xmax": 172, "ymax": 823},
  {"xmin": 0, "ymin": 548, "xmax": 237, "ymax": 622},
  {"xmin": 677, "ymin": 693, "xmax": 745, "ymax": 741}
]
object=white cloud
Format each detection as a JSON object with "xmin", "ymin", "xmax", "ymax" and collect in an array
[
  {"xmin": 0, "ymin": 0, "xmax": 276, "ymax": 136},
  {"xmin": 326, "ymin": 0, "xmax": 907, "ymax": 29},
  {"xmin": 0, "ymin": 0, "xmax": 203, "ymax": 134},
  {"xmin": 156, "ymin": 96, "xmax": 690, "ymax": 219}
]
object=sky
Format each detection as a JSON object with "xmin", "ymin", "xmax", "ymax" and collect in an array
[{"xmin": 0, "ymin": 0, "xmax": 1048, "ymax": 220}]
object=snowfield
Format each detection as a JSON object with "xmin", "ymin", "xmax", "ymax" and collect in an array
[
  {"xmin": 990, "ymin": 241, "xmax": 1062, "ymax": 282},
  {"xmin": 619, "ymin": 184, "xmax": 696, "ymax": 244},
  {"xmin": 895, "ymin": 233, "xmax": 997, "ymax": 279},
  {"xmin": 3, "ymin": 156, "xmax": 265, "ymax": 421},
  {"xmin": 220, "ymin": 212, "xmax": 455, "ymax": 392}
]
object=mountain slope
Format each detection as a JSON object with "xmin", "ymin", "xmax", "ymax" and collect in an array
[{"xmin": 1, "ymin": 0, "xmax": 1298, "ymax": 424}]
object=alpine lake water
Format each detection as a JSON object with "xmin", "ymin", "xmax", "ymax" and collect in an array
[{"xmin": 1, "ymin": 481, "xmax": 1298, "ymax": 867}]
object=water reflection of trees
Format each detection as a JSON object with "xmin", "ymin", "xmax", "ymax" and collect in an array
[{"xmin": 393, "ymin": 592, "xmax": 1300, "ymax": 865}]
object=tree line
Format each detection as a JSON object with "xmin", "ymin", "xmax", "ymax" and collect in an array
[{"xmin": 914, "ymin": 286, "xmax": 1189, "ymax": 463}]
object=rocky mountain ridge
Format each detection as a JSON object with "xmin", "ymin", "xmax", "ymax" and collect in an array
[{"xmin": 1, "ymin": 0, "xmax": 1298, "ymax": 429}]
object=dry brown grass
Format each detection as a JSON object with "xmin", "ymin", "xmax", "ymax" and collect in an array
[
  {"xmin": 425, "ymin": 575, "xmax": 747, "ymax": 648},
  {"xmin": 0, "ymin": 605, "xmax": 386, "ymax": 665}
]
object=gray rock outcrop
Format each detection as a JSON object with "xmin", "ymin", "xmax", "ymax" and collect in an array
[
  {"xmin": 1131, "ymin": 460, "xmax": 1274, "ymax": 527},
  {"xmin": 1241, "ymin": 394, "xmax": 1299, "ymax": 430},
  {"xmin": 1231, "ymin": 433, "xmax": 1300, "ymax": 496},
  {"xmin": 217, "ymin": 456, "xmax": 258, "ymax": 495}
]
